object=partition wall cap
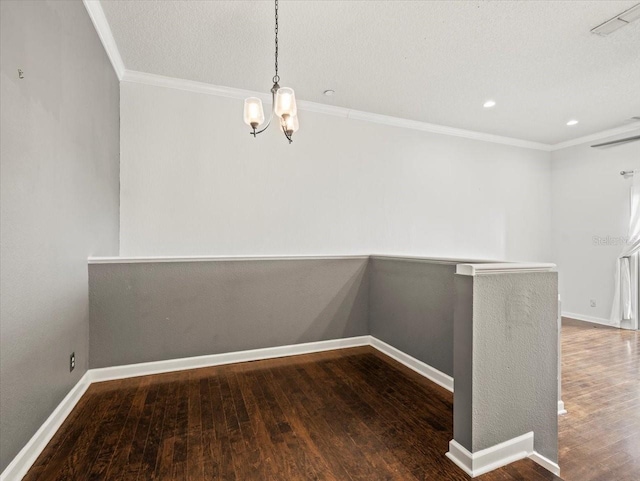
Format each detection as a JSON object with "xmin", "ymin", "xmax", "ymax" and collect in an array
[
  {"xmin": 456, "ymin": 263, "xmax": 556, "ymax": 276},
  {"xmin": 88, "ymin": 254, "xmax": 526, "ymax": 265},
  {"xmin": 87, "ymin": 254, "xmax": 371, "ymax": 264}
]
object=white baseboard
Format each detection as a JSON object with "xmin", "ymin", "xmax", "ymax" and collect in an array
[
  {"xmin": 558, "ymin": 400, "xmax": 567, "ymax": 415},
  {"xmin": 89, "ymin": 336, "xmax": 372, "ymax": 382},
  {"xmin": 90, "ymin": 335, "xmax": 454, "ymax": 393},
  {"xmin": 529, "ymin": 451, "xmax": 561, "ymax": 476},
  {"xmin": 369, "ymin": 337, "xmax": 454, "ymax": 392},
  {"xmin": 562, "ymin": 311, "xmax": 614, "ymax": 327},
  {"xmin": 0, "ymin": 373, "xmax": 92, "ymax": 481},
  {"xmin": 446, "ymin": 432, "xmax": 534, "ymax": 477},
  {"xmin": 446, "ymin": 433, "xmax": 561, "ymax": 478}
]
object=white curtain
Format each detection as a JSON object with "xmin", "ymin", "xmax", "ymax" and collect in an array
[{"xmin": 611, "ymin": 170, "xmax": 640, "ymax": 325}]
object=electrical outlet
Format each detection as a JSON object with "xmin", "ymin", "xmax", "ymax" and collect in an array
[
  {"xmin": 70, "ymin": 352, "xmax": 75, "ymax": 372},
  {"xmin": 590, "ymin": 299, "xmax": 597, "ymax": 308}
]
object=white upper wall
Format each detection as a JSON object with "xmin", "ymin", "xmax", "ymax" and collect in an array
[
  {"xmin": 120, "ymin": 81, "xmax": 551, "ymax": 262},
  {"xmin": 551, "ymin": 132, "xmax": 640, "ymax": 323}
]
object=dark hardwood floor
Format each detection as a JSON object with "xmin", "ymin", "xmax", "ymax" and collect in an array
[
  {"xmin": 559, "ymin": 318, "xmax": 640, "ymax": 481},
  {"xmin": 25, "ymin": 346, "xmax": 560, "ymax": 481}
]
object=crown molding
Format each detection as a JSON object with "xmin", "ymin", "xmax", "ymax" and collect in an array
[
  {"xmin": 83, "ymin": 0, "xmax": 125, "ymax": 80},
  {"xmin": 85, "ymin": 2, "xmax": 636, "ymax": 154},
  {"xmin": 112, "ymin": 67, "xmax": 640, "ymax": 154},
  {"xmin": 121, "ymin": 70, "xmax": 552, "ymax": 151},
  {"xmin": 121, "ymin": 70, "xmax": 273, "ymax": 104},
  {"xmin": 345, "ymin": 109, "xmax": 552, "ymax": 151},
  {"xmin": 550, "ymin": 123, "xmax": 640, "ymax": 151}
]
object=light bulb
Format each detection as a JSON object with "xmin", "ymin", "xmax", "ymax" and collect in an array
[
  {"xmin": 243, "ymin": 97, "xmax": 265, "ymax": 127},
  {"xmin": 274, "ymin": 88, "xmax": 297, "ymax": 118},
  {"xmin": 282, "ymin": 114, "xmax": 299, "ymax": 134}
]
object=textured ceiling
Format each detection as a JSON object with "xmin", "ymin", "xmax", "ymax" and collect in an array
[{"xmin": 100, "ymin": 0, "xmax": 640, "ymax": 144}]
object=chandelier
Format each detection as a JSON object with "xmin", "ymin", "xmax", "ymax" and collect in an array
[{"xmin": 243, "ymin": 0, "xmax": 298, "ymax": 143}]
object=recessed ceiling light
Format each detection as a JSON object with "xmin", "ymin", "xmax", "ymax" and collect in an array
[
  {"xmin": 323, "ymin": 89, "xmax": 335, "ymax": 96},
  {"xmin": 483, "ymin": 100, "xmax": 496, "ymax": 108},
  {"xmin": 566, "ymin": 120, "xmax": 579, "ymax": 126}
]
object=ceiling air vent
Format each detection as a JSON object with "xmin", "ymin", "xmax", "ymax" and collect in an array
[{"xmin": 591, "ymin": 3, "xmax": 640, "ymax": 36}]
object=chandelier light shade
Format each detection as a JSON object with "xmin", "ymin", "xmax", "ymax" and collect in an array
[
  {"xmin": 274, "ymin": 88, "xmax": 297, "ymax": 118},
  {"xmin": 282, "ymin": 114, "xmax": 299, "ymax": 136},
  {"xmin": 243, "ymin": 97, "xmax": 265, "ymax": 128},
  {"xmin": 243, "ymin": 0, "xmax": 299, "ymax": 143}
]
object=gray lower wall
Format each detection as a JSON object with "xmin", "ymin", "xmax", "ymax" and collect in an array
[
  {"xmin": 89, "ymin": 259, "xmax": 369, "ymax": 368},
  {"xmin": 453, "ymin": 275, "xmax": 474, "ymax": 451},
  {"xmin": 369, "ymin": 257, "xmax": 458, "ymax": 376},
  {"xmin": 0, "ymin": 0, "xmax": 120, "ymax": 471},
  {"xmin": 88, "ymin": 256, "xmax": 483, "ymax": 377}
]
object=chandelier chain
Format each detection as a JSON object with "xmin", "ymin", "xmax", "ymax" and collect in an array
[{"xmin": 273, "ymin": 0, "xmax": 280, "ymax": 84}]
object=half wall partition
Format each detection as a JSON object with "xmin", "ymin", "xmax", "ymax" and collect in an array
[{"xmin": 88, "ymin": 254, "xmax": 558, "ymax": 477}]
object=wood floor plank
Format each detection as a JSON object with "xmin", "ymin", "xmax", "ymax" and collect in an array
[
  {"xmin": 208, "ymin": 373, "xmax": 237, "ymax": 481},
  {"xmin": 171, "ymin": 377, "xmax": 189, "ymax": 481},
  {"xmin": 135, "ymin": 374, "xmax": 174, "ymax": 480},
  {"xmin": 559, "ymin": 318, "xmax": 639, "ymax": 481},
  {"xmin": 154, "ymin": 375, "xmax": 181, "ymax": 481},
  {"xmin": 256, "ymin": 367, "xmax": 318, "ymax": 480},
  {"xmin": 121, "ymin": 381, "xmax": 161, "ymax": 480},
  {"xmin": 185, "ymin": 374, "xmax": 204, "ymax": 481},
  {"xmin": 85, "ymin": 385, "xmax": 140, "ymax": 481},
  {"xmin": 232, "ymin": 368, "xmax": 287, "ymax": 480},
  {"xmin": 324, "ymin": 353, "xmax": 454, "ymax": 480},
  {"xmin": 240, "ymin": 364, "xmax": 335, "ymax": 481},
  {"xmin": 301, "ymin": 358, "xmax": 414, "ymax": 480},
  {"xmin": 198, "ymin": 375, "xmax": 218, "ymax": 481},
  {"xmin": 248, "ymin": 367, "xmax": 312, "ymax": 479},
  {"xmin": 226, "ymin": 369, "xmax": 265, "ymax": 479},
  {"xmin": 102, "ymin": 377, "xmax": 153, "ymax": 480},
  {"xmin": 271, "ymin": 360, "xmax": 381, "ymax": 480},
  {"xmin": 342, "ymin": 353, "xmax": 470, "ymax": 481},
  {"xmin": 76, "ymin": 382, "xmax": 133, "ymax": 480},
  {"xmin": 53, "ymin": 380, "xmax": 124, "ymax": 480},
  {"xmin": 219, "ymin": 370, "xmax": 256, "ymax": 480},
  {"xmin": 29, "ymin": 324, "xmax": 640, "ymax": 481}
]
